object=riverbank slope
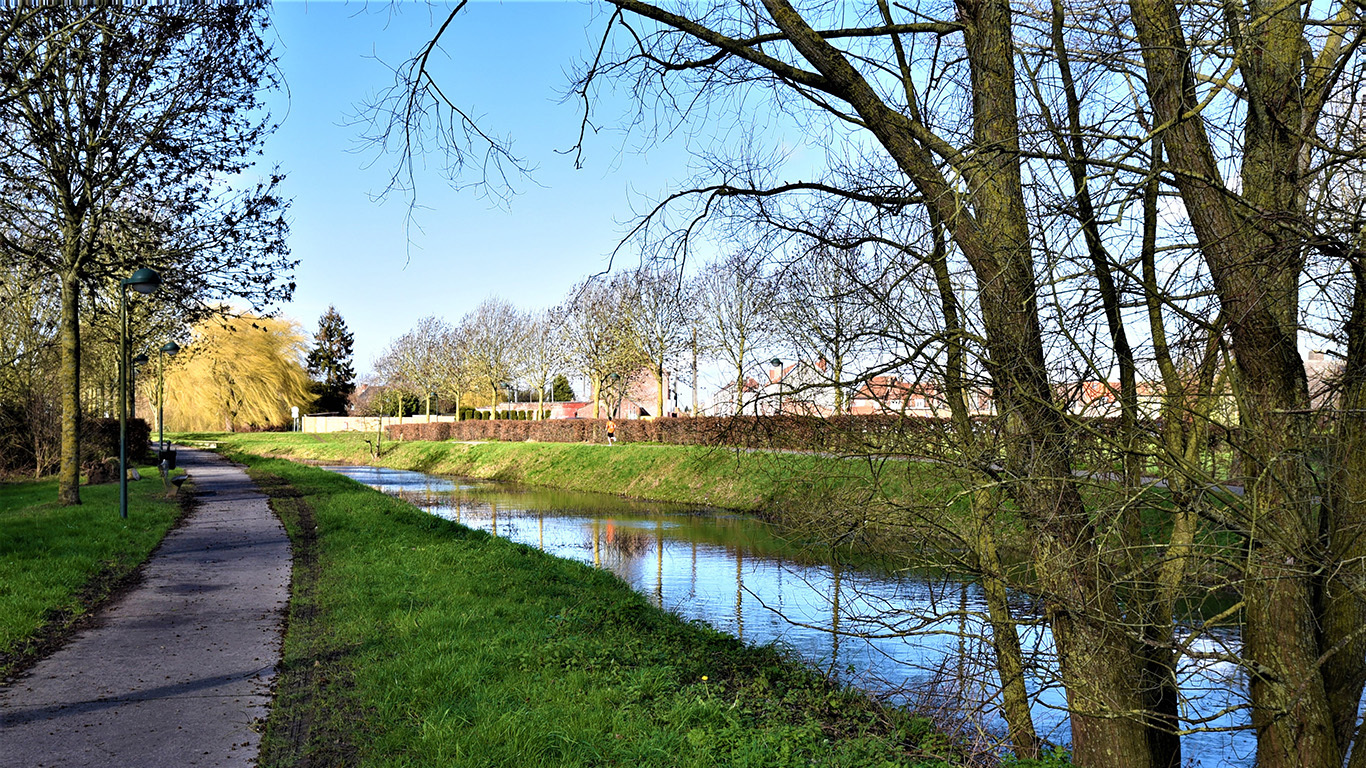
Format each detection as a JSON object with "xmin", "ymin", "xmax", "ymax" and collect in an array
[
  {"xmin": 230, "ymin": 448, "xmax": 987, "ymax": 767},
  {"xmin": 183, "ymin": 431, "xmax": 933, "ymax": 512},
  {"xmin": 187, "ymin": 431, "xmax": 1005, "ymax": 569}
]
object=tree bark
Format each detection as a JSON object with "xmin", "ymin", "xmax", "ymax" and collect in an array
[
  {"xmin": 1128, "ymin": 0, "xmax": 1341, "ymax": 763},
  {"xmin": 1320, "ymin": 258, "xmax": 1366, "ymax": 755},
  {"xmin": 930, "ymin": 212, "xmax": 1038, "ymax": 757},
  {"xmin": 57, "ymin": 270, "xmax": 82, "ymax": 505},
  {"xmin": 656, "ymin": 360, "xmax": 665, "ymax": 418}
]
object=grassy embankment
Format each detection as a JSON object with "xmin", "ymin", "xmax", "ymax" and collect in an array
[
  {"xmin": 190, "ymin": 430, "xmax": 1027, "ymax": 569},
  {"xmin": 0, "ymin": 465, "xmax": 188, "ymax": 678},
  {"xmin": 183, "ymin": 430, "xmax": 912, "ymax": 510},
  {"xmin": 231, "ymin": 449, "xmax": 998, "ymax": 768}
]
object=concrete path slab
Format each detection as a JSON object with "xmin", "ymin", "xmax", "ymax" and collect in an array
[{"xmin": 1, "ymin": 448, "xmax": 291, "ymax": 768}]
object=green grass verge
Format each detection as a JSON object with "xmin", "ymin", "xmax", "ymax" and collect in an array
[
  {"xmin": 236, "ymin": 450, "xmax": 963, "ymax": 768},
  {"xmin": 0, "ymin": 464, "xmax": 189, "ymax": 677}
]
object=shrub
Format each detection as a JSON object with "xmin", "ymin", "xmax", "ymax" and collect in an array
[{"xmin": 82, "ymin": 417, "xmax": 151, "ymax": 463}]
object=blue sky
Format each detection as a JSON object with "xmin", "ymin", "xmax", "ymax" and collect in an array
[{"xmin": 265, "ymin": 1, "xmax": 703, "ymax": 376}]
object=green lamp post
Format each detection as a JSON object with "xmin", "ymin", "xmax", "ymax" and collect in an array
[
  {"xmin": 119, "ymin": 268, "xmax": 161, "ymax": 519},
  {"xmin": 158, "ymin": 340, "xmax": 180, "ymax": 458}
]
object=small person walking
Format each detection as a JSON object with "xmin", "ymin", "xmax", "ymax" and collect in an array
[{"xmin": 606, "ymin": 418, "xmax": 616, "ymax": 445}]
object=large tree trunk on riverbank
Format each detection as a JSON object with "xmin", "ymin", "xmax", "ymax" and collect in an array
[
  {"xmin": 760, "ymin": 0, "xmax": 1166, "ymax": 762},
  {"xmin": 1129, "ymin": 0, "xmax": 1363, "ymax": 762}
]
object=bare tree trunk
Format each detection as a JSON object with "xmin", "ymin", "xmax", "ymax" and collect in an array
[
  {"xmin": 929, "ymin": 214, "xmax": 1039, "ymax": 757},
  {"xmin": 735, "ymin": 364, "xmax": 745, "ymax": 416},
  {"xmin": 1128, "ymin": 0, "xmax": 1350, "ymax": 762},
  {"xmin": 656, "ymin": 361, "xmax": 665, "ymax": 418},
  {"xmin": 690, "ymin": 328, "xmax": 699, "ymax": 415},
  {"xmin": 1319, "ymin": 258, "xmax": 1366, "ymax": 755},
  {"xmin": 57, "ymin": 270, "xmax": 82, "ymax": 505}
]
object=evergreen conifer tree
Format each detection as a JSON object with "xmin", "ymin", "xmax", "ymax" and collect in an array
[
  {"xmin": 306, "ymin": 305, "xmax": 356, "ymax": 414},
  {"xmin": 550, "ymin": 374, "xmax": 575, "ymax": 402}
]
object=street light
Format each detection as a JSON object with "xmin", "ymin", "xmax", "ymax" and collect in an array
[
  {"xmin": 606, "ymin": 372, "xmax": 622, "ymax": 419},
  {"xmin": 130, "ymin": 353, "xmax": 149, "ymax": 417},
  {"xmin": 769, "ymin": 358, "xmax": 783, "ymax": 415},
  {"xmin": 157, "ymin": 340, "xmax": 180, "ymax": 457},
  {"xmin": 119, "ymin": 268, "xmax": 161, "ymax": 519}
]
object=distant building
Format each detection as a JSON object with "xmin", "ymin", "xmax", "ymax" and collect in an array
[
  {"xmin": 1306, "ymin": 350, "xmax": 1342, "ymax": 411},
  {"xmin": 487, "ymin": 367, "xmax": 679, "ymax": 420},
  {"xmin": 706, "ymin": 376, "xmax": 763, "ymax": 416},
  {"xmin": 347, "ymin": 384, "xmax": 381, "ymax": 415},
  {"xmin": 600, "ymin": 366, "xmax": 677, "ymax": 419},
  {"xmin": 708, "ymin": 358, "xmax": 847, "ymax": 416},
  {"xmin": 764, "ymin": 359, "xmax": 840, "ymax": 416}
]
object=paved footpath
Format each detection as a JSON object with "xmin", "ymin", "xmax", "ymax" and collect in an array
[{"xmin": 1, "ymin": 448, "xmax": 291, "ymax": 768}]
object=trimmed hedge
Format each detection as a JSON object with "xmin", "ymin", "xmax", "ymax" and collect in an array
[
  {"xmin": 385, "ymin": 414, "xmax": 965, "ymax": 453},
  {"xmin": 384, "ymin": 413, "xmax": 1180, "ymax": 473}
]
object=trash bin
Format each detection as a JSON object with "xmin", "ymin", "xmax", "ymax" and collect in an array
[{"xmin": 158, "ymin": 449, "xmax": 176, "ymax": 470}]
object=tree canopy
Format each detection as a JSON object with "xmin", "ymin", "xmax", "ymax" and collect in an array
[
  {"xmin": 162, "ymin": 311, "xmax": 312, "ymax": 433},
  {"xmin": 306, "ymin": 305, "xmax": 357, "ymax": 415},
  {"xmin": 0, "ymin": 3, "xmax": 292, "ymax": 502}
]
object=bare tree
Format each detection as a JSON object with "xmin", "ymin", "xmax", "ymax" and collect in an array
[
  {"xmin": 461, "ymin": 297, "xmax": 527, "ymax": 418},
  {"xmin": 374, "ymin": 316, "xmax": 449, "ymax": 418},
  {"xmin": 628, "ymin": 264, "xmax": 692, "ymax": 417},
  {"xmin": 563, "ymin": 274, "xmax": 648, "ymax": 419},
  {"xmin": 521, "ymin": 307, "xmax": 570, "ymax": 419},
  {"xmin": 1126, "ymin": 0, "xmax": 1366, "ymax": 763},
  {"xmin": 433, "ymin": 322, "xmax": 476, "ymax": 420},
  {"xmin": 772, "ymin": 241, "xmax": 885, "ymax": 414},
  {"xmin": 0, "ymin": 4, "xmax": 291, "ymax": 503},
  {"xmin": 695, "ymin": 251, "xmax": 775, "ymax": 415}
]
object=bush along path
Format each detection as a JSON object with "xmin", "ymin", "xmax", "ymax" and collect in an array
[
  {"xmin": 0, "ymin": 448, "xmax": 291, "ymax": 768},
  {"xmin": 237, "ymin": 450, "xmax": 974, "ymax": 768}
]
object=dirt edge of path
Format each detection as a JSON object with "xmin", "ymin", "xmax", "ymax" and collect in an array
[{"xmin": 250, "ymin": 470, "xmax": 364, "ymax": 768}]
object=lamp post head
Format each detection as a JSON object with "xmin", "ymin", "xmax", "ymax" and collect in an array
[
  {"xmin": 769, "ymin": 358, "xmax": 782, "ymax": 367},
  {"xmin": 132, "ymin": 353, "xmax": 150, "ymax": 367},
  {"xmin": 160, "ymin": 340, "xmax": 180, "ymax": 355},
  {"xmin": 122, "ymin": 268, "xmax": 161, "ymax": 295}
]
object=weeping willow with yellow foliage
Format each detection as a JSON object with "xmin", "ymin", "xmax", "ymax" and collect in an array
[{"xmin": 162, "ymin": 312, "xmax": 314, "ymax": 432}]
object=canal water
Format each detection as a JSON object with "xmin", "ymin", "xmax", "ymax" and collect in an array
[{"xmin": 325, "ymin": 465, "xmax": 1252, "ymax": 766}]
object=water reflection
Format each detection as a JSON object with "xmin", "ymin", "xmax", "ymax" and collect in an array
[{"xmin": 325, "ymin": 465, "xmax": 1251, "ymax": 766}]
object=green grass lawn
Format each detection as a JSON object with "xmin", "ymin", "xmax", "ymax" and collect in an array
[
  {"xmin": 235, "ymin": 450, "xmax": 968, "ymax": 768},
  {"xmin": 0, "ymin": 464, "xmax": 188, "ymax": 676}
]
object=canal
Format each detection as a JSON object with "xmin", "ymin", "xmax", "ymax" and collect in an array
[{"xmin": 325, "ymin": 464, "xmax": 1252, "ymax": 766}]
